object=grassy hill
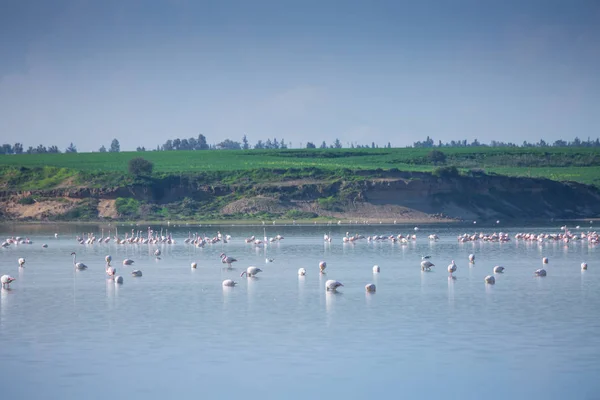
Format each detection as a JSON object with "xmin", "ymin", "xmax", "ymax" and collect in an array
[
  {"xmin": 1, "ymin": 147, "xmax": 599, "ymax": 188},
  {"xmin": 1, "ymin": 147, "xmax": 599, "ymax": 222}
]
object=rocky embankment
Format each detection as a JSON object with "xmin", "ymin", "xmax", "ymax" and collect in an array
[{"xmin": 1, "ymin": 170, "xmax": 599, "ymax": 222}]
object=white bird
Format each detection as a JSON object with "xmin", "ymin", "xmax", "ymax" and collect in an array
[
  {"xmin": 240, "ymin": 266, "xmax": 262, "ymax": 277},
  {"xmin": 222, "ymin": 279, "xmax": 237, "ymax": 287},
  {"xmin": 534, "ymin": 268, "xmax": 547, "ymax": 277},
  {"xmin": 484, "ymin": 275, "xmax": 495, "ymax": 284},
  {"xmin": 325, "ymin": 279, "xmax": 343, "ymax": 291},
  {"xmin": 18, "ymin": 257, "xmax": 25, "ymax": 268},
  {"xmin": 468, "ymin": 254, "xmax": 475, "ymax": 263},
  {"xmin": 448, "ymin": 260, "xmax": 457, "ymax": 275},
  {"xmin": 154, "ymin": 249, "xmax": 161, "ymax": 258},
  {"xmin": 114, "ymin": 275, "xmax": 124, "ymax": 284},
  {"xmin": 365, "ymin": 283, "xmax": 376, "ymax": 293},
  {"xmin": 298, "ymin": 268, "xmax": 306, "ymax": 276},
  {"xmin": 373, "ymin": 265, "xmax": 380, "ymax": 273},
  {"xmin": 1, "ymin": 275, "xmax": 15, "ymax": 288},
  {"xmin": 421, "ymin": 260, "xmax": 434, "ymax": 271},
  {"xmin": 106, "ymin": 266, "xmax": 116, "ymax": 277},
  {"xmin": 581, "ymin": 262, "xmax": 588, "ymax": 270},
  {"xmin": 220, "ymin": 253, "xmax": 237, "ymax": 268},
  {"xmin": 71, "ymin": 252, "xmax": 87, "ymax": 270},
  {"xmin": 319, "ymin": 261, "xmax": 327, "ymax": 273},
  {"xmin": 54, "ymin": 233, "xmax": 58, "ymax": 238},
  {"xmin": 542, "ymin": 257, "xmax": 549, "ymax": 264},
  {"xmin": 191, "ymin": 262, "xmax": 197, "ymax": 269},
  {"xmin": 123, "ymin": 259, "xmax": 134, "ymax": 266},
  {"xmin": 105, "ymin": 255, "xmax": 112, "ymax": 266},
  {"xmin": 493, "ymin": 266, "xmax": 505, "ymax": 273},
  {"xmin": 131, "ymin": 270, "xmax": 142, "ymax": 277},
  {"xmin": 265, "ymin": 258, "xmax": 274, "ymax": 263},
  {"xmin": 421, "ymin": 255, "xmax": 431, "ymax": 260}
]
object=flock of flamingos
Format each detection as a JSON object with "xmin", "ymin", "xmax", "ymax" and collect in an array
[{"xmin": 1, "ymin": 225, "xmax": 597, "ymax": 291}]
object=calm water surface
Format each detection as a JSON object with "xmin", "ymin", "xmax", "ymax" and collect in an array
[{"xmin": 1, "ymin": 223, "xmax": 599, "ymax": 399}]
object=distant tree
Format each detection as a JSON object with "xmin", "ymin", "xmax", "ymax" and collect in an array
[
  {"xmin": 65, "ymin": 143, "xmax": 77, "ymax": 153},
  {"xmin": 0, "ymin": 144, "xmax": 13, "ymax": 154},
  {"xmin": 333, "ymin": 138, "xmax": 342, "ymax": 149},
  {"xmin": 110, "ymin": 138, "xmax": 120, "ymax": 152},
  {"xmin": 47, "ymin": 145, "xmax": 60, "ymax": 153},
  {"xmin": 162, "ymin": 140, "xmax": 173, "ymax": 151},
  {"xmin": 279, "ymin": 139, "xmax": 287, "ymax": 149},
  {"xmin": 254, "ymin": 140, "xmax": 265, "ymax": 149},
  {"xmin": 387, "ymin": 142, "xmax": 392, "ymax": 148},
  {"xmin": 553, "ymin": 140, "xmax": 567, "ymax": 147},
  {"xmin": 128, "ymin": 157, "xmax": 154, "ymax": 176},
  {"xmin": 198, "ymin": 134, "xmax": 209, "ymax": 150},
  {"xmin": 172, "ymin": 138, "xmax": 181, "ymax": 150},
  {"xmin": 99, "ymin": 145, "xmax": 107, "ymax": 152},
  {"xmin": 13, "ymin": 142, "xmax": 23, "ymax": 154},
  {"xmin": 188, "ymin": 137, "xmax": 198, "ymax": 149},
  {"xmin": 216, "ymin": 139, "xmax": 242, "ymax": 150},
  {"xmin": 319, "ymin": 141, "xmax": 327, "ymax": 149},
  {"xmin": 371, "ymin": 142, "xmax": 375, "ymax": 149},
  {"xmin": 242, "ymin": 135, "xmax": 249, "ymax": 150},
  {"xmin": 306, "ymin": 142, "xmax": 316, "ymax": 149},
  {"xmin": 180, "ymin": 139, "xmax": 190, "ymax": 150},
  {"xmin": 265, "ymin": 139, "xmax": 273, "ymax": 149},
  {"xmin": 26, "ymin": 146, "xmax": 34, "ymax": 154},
  {"xmin": 272, "ymin": 138, "xmax": 280, "ymax": 149},
  {"xmin": 427, "ymin": 150, "xmax": 447, "ymax": 164},
  {"xmin": 136, "ymin": 146, "xmax": 146, "ymax": 152}
]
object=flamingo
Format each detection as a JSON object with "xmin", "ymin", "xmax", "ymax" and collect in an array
[
  {"xmin": 241, "ymin": 267, "xmax": 262, "ymax": 277},
  {"xmin": 448, "ymin": 260, "xmax": 457, "ymax": 275},
  {"xmin": 319, "ymin": 261, "xmax": 327, "ymax": 274},
  {"xmin": 105, "ymin": 255, "xmax": 112, "ymax": 266},
  {"xmin": 191, "ymin": 262, "xmax": 197, "ymax": 269},
  {"xmin": 493, "ymin": 266, "xmax": 505, "ymax": 273},
  {"xmin": 298, "ymin": 268, "xmax": 306, "ymax": 276},
  {"xmin": 534, "ymin": 269, "xmax": 547, "ymax": 277},
  {"xmin": 220, "ymin": 253, "xmax": 237, "ymax": 268},
  {"xmin": 222, "ymin": 279, "xmax": 237, "ymax": 287},
  {"xmin": 42, "ymin": 244, "xmax": 48, "ymax": 248},
  {"xmin": 484, "ymin": 275, "xmax": 495, "ymax": 284},
  {"xmin": 365, "ymin": 283, "xmax": 376, "ymax": 293},
  {"xmin": 265, "ymin": 258, "xmax": 274, "ymax": 263},
  {"xmin": 18, "ymin": 258, "xmax": 25, "ymax": 268},
  {"xmin": 421, "ymin": 260, "xmax": 434, "ymax": 271},
  {"xmin": 373, "ymin": 265, "xmax": 380, "ymax": 273},
  {"xmin": 581, "ymin": 262, "xmax": 588, "ymax": 270},
  {"xmin": 542, "ymin": 257, "xmax": 549, "ymax": 264},
  {"xmin": 468, "ymin": 254, "xmax": 475, "ymax": 264},
  {"xmin": 70, "ymin": 252, "xmax": 87, "ymax": 270},
  {"xmin": 325, "ymin": 280, "xmax": 343, "ymax": 292},
  {"xmin": 1, "ymin": 275, "xmax": 15, "ymax": 288},
  {"xmin": 106, "ymin": 265, "xmax": 116, "ymax": 278},
  {"xmin": 123, "ymin": 259, "xmax": 134, "ymax": 266},
  {"xmin": 114, "ymin": 276, "xmax": 124, "ymax": 284},
  {"xmin": 154, "ymin": 249, "xmax": 161, "ymax": 258},
  {"xmin": 131, "ymin": 270, "xmax": 142, "ymax": 277}
]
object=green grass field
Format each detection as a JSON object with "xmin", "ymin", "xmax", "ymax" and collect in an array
[{"xmin": 1, "ymin": 147, "xmax": 599, "ymax": 187}]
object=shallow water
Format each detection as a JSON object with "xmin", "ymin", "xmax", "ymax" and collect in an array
[{"xmin": 0, "ymin": 223, "xmax": 599, "ymax": 399}]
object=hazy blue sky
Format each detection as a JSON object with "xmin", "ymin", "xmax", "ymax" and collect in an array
[{"xmin": 1, "ymin": 0, "xmax": 598, "ymax": 151}]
